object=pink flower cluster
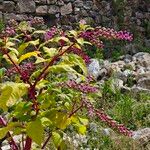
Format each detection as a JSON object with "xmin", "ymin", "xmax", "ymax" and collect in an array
[
  {"xmin": 44, "ymin": 26, "xmax": 58, "ymax": 41},
  {"xmin": 70, "ymin": 47, "xmax": 91, "ymax": 64},
  {"xmin": 80, "ymin": 27, "xmax": 133, "ymax": 49},
  {"xmin": 59, "ymin": 80, "xmax": 98, "ymax": 93},
  {"xmin": 83, "ymin": 100, "xmax": 133, "ymax": 137}
]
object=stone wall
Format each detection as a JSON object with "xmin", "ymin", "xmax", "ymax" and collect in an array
[{"xmin": 0, "ymin": 0, "xmax": 149, "ymax": 43}]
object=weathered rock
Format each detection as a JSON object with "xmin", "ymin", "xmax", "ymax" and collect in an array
[
  {"xmin": 133, "ymin": 52, "xmax": 150, "ymax": 68},
  {"xmin": 48, "ymin": 5, "xmax": 59, "ymax": 14},
  {"xmin": 88, "ymin": 59, "xmax": 101, "ymax": 79},
  {"xmin": 137, "ymin": 78, "xmax": 150, "ymax": 89},
  {"xmin": 47, "ymin": 0, "xmax": 57, "ymax": 4},
  {"xmin": 35, "ymin": 0, "xmax": 47, "ymax": 4},
  {"xmin": 17, "ymin": 0, "xmax": 36, "ymax": 13},
  {"xmin": 36, "ymin": 5, "xmax": 48, "ymax": 15},
  {"xmin": 132, "ymin": 128, "xmax": 150, "ymax": 146},
  {"xmin": 60, "ymin": 2, "xmax": 72, "ymax": 15},
  {"xmin": 3, "ymin": 1, "xmax": 15, "ymax": 13}
]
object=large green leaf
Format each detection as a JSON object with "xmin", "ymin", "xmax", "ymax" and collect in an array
[
  {"xmin": 0, "ymin": 86, "xmax": 12, "ymax": 110},
  {"xmin": 61, "ymin": 54, "xmax": 88, "ymax": 75},
  {"xmin": 26, "ymin": 119, "xmax": 44, "ymax": 145},
  {"xmin": 43, "ymin": 47, "xmax": 58, "ymax": 57},
  {"xmin": 0, "ymin": 82, "xmax": 28, "ymax": 110},
  {"xmin": 52, "ymin": 131, "xmax": 63, "ymax": 148},
  {"xmin": 18, "ymin": 39, "xmax": 39, "ymax": 53},
  {"xmin": 0, "ymin": 127, "xmax": 9, "ymax": 139},
  {"xmin": 19, "ymin": 51, "xmax": 40, "ymax": 63}
]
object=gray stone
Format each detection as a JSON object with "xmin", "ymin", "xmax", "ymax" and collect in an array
[
  {"xmin": 60, "ymin": 2, "xmax": 72, "ymax": 15},
  {"xmin": 36, "ymin": 5, "xmax": 48, "ymax": 15},
  {"xmin": 17, "ymin": 0, "xmax": 36, "ymax": 13},
  {"xmin": 3, "ymin": 1, "xmax": 15, "ymax": 12},
  {"xmin": 131, "ymin": 86, "xmax": 150, "ymax": 94},
  {"xmin": 47, "ymin": 0, "xmax": 57, "ymax": 4},
  {"xmin": 145, "ymin": 39, "xmax": 150, "ymax": 48},
  {"xmin": 74, "ymin": 0, "xmax": 84, "ymax": 7},
  {"xmin": 35, "ymin": 0, "xmax": 47, "ymax": 4},
  {"xmin": 0, "ymin": 11, "xmax": 2, "ymax": 19},
  {"xmin": 48, "ymin": 5, "xmax": 59, "ymax": 14},
  {"xmin": 132, "ymin": 128, "xmax": 150, "ymax": 146},
  {"xmin": 133, "ymin": 52, "xmax": 150, "ymax": 68},
  {"xmin": 88, "ymin": 59, "xmax": 100, "ymax": 79},
  {"xmin": 137, "ymin": 78, "xmax": 150, "ymax": 89},
  {"xmin": 0, "ymin": 3, "xmax": 3, "ymax": 11}
]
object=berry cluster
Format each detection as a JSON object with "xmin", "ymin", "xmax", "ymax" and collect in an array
[
  {"xmin": 70, "ymin": 47, "xmax": 91, "ymax": 64},
  {"xmin": 80, "ymin": 31, "xmax": 104, "ymax": 49},
  {"xmin": 79, "ymin": 27, "xmax": 133, "ymax": 49},
  {"xmin": 4, "ymin": 26, "xmax": 16, "ymax": 37},
  {"xmin": 83, "ymin": 100, "xmax": 133, "ymax": 137},
  {"xmin": 95, "ymin": 27, "xmax": 133, "ymax": 41},
  {"xmin": 59, "ymin": 80, "xmax": 98, "ymax": 93},
  {"xmin": 6, "ymin": 62, "xmax": 35, "ymax": 79},
  {"xmin": 29, "ymin": 17, "xmax": 45, "ymax": 26},
  {"xmin": 44, "ymin": 26, "xmax": 58, "ymax": 41}
]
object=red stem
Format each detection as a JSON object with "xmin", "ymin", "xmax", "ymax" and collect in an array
[
  {"xmin": 23, "ymin": 136, "xmax": 32, "ymax": 150},
  {"xmin": 68, "ymin": 102, "xmax": 83, "ymax": 118},
  {"xmin": 41, "ymin": 133, "xmax": 52, "ymax": 149},
  {"xmin": 0, "ymin": 116, "xmax": 19, "ymax": 150},
  {"xmin": 33, "ymin": 43, "xmax": 75, "ymax": 87}
]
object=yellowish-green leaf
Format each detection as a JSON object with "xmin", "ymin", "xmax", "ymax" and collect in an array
[
  {"xmin": 3, "ymin": 52, "xmax": 18, "ymax": 64},
  {"xmin": 19, "ymin": 51, "xmax": 40, "ymax": 63},
  {"xmin": 18, "ymin": 39, "xmax": 39, "ymax": 53},
  {"xmin": 52, "ymin": 131, "xmax": 63, "ymax": 148},
  {"xmin": 0, "ymin": 86, "xmax": 12, "ymax": 111},
  {"xmin": 69, "ymin": 30, "xmax": 78, "ymax": 37},
  {"xmin": 78, "ymin": 125, "xmax": 86, "ymax": 134},
  {"xmin": 26, "ymin": 119, "xmax": 44, "ymax": 146},
  {"xmin": 0, "ymin": 82, "xmax": 28, "ymax": 110},
  {"xmin": 0, "ymin": 127, "xmax": 9, "ymax": 139},
  {"xmin": 78, "ymin": 117, "xmax": 88, "ymax": 126},
  {"xmin": 35, "ymin": 56, "xmax": 47, "ymax": 64},
  {"xmin": 43, "ymin": 47, "xmax": 58, "ymax": 57}
]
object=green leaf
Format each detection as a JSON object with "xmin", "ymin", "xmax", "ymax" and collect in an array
[
  {"xmin": 19, "ymin": 51, "xmax": 40, "ymax": 63},
  {"xmin": 3, "ymin": 52, "xmax": 18, "ymax": 64},
  {"xmin": 18, "ymin": 39, "xmax": 39, "ymax": 53},
  {"xmin": 0, "ymin": 68, "xmax": 5, "ymax": 78},
  {"xmin": 0, "ymin": 86, "xmax": 13, "ymax": 110},
  {"xmin": 52, "ymin": 131, "xmax": 63, "ymax": 148},
  {"xmin": 78, "ymin": 125, "xmax": 86, "ymax": 134},
  {"xmin": 0, "ymin": 127, "xmax": 9, "ymax": 139},
  {"xmin": 78, "ymin": 117, "xmax": 89, "ymax": 126},
  {"xmin": 26, "ymin": 119, "xmax": 44, "ymax": 145},
  {"xmin": 69, "ymin": 30, "xmax": 78, "ymax": 37},
  {"xmin": 0, "ymin": 82, "xmax": 28, "ymax": 110},
  {"xmin": 43, "ymin": 47, "xmax": 58, "ymax": 57}
]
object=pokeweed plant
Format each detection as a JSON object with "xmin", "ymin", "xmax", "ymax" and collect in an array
[{"xmin": 0, "ymin": 19, "xmax": 133, "ymax": 150}]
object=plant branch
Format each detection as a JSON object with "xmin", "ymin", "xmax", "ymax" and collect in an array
[
  {"xmin": 23, "ymin": 136, "xmax": 32, "ymax": 150},
  {"xmin": 33, "ymin": 43, "xmax": 75, "ymax": 87},
  {"xmin": 68, "ymin": 101, "xmax": 83, "ymax": 118},
  {"xmin": 0, "ymin": 116, "xmax": 19, "ymax": 150},
  {"xmin": 41, "ymin": 133, "xmax": 52, "ymax": 149}
]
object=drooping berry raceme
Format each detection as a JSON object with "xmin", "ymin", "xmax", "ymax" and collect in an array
[
  {"xmin": 44, "ymin": 26, "xmax": 58, "ymax": 41},
  {"xmin": 4, "ymin": 26, "xmax": 16, "ymax": 37},
  {"xmin": 83, "ymin": 99, "xmax": 133, "ymax": 137},
  {"xmin": 79, "ymin": 27, "xmax": 133, "ymax": 49},
  {"xmin": 59, "ymin": 80, "xmax": 98, "ymax": 93},
  {"xmin": 69, "ymin": 47, "xmax": 91, "ymax": 64},
  {"xmin": 6, "ymin": 62, "xmax": 35, "ymax": 81}
]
